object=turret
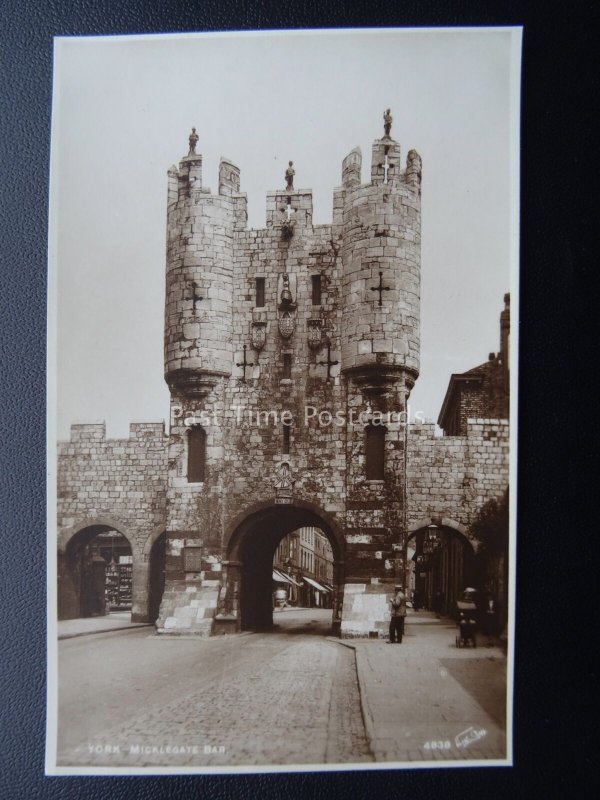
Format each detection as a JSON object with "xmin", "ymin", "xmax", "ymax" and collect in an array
[
  {"xmin": 339, "ymin": 112, "xmax": 421, "ymax": 403},
  {"xmin": 164, "ymin": 130, "xmax": 245, "ymax": 397}
]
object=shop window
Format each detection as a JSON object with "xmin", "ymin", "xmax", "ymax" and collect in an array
[
  {"xmin": 365, "ymin": 424, "xmax": 386, "ymax": 480},
  {"xmin": 187, "ymin": 426, "xmax": 206, "ymax": 483}
]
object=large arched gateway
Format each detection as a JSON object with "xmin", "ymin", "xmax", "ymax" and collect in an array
[{"xmin": 221, "ymin": 502, "xmax": 345, "ymax": 634}]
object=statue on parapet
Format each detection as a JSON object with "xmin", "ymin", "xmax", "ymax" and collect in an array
[
  {"xmin": 285, "ymin": 160, "xmax": 295, "ymax": 191},
  {"xmin": 188, "ymin": 127, "xmax": 199, "ymax": 155},
  {"xmin": 383, "ymin": 109, "xmax": 392, "ymax": 138}
]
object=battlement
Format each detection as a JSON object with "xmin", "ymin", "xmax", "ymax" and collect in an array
[
  {"xmin": 164, "ymin": 115, "xmax": 422, "ymax": 394},
  {"xmin": 68, "ymin": 422, "xmax": 106, "ymax": 442},
  {"xmin": 65, "ymin": 421, "xmax": 167, "ymax": 443},
  {"xmin": 129, "ymin": 421, "xmax": 168, "ymax": 439},
  {"xmin": 340, "ymin": 139, "xmax": 421, "ymax": 193},
  {"xmin": 167, "ymin": 147, "xmax": 245, "ymax": 209},
  {"xmin": 167, "ymin": 124, "xmax": 421, "ymax": 233},
  {"xmin": 266, "ymin": 188, "xmax": 313, "ymax": 232}
]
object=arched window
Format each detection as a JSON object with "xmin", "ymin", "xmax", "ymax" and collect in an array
[
  {"xmin": 187, "ymin": 426, "xmax": 206, "ymax": 483},
  {"xmin": 365, "ymin": 424, "xmax": 386, "ymax": 481}
]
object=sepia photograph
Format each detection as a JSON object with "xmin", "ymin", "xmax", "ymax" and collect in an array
[{"xmin": 46, "ymin": 27, "xmax": 521, "ymax": 774}]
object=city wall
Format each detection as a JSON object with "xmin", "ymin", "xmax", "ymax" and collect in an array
[{"xmin": 57, "ymin": 422, "xmax": 169, "ymax": 620}]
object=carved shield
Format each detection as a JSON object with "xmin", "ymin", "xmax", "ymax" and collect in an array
[
  {"xmin": 307, "ymin": 319, "xmax": 322, "ymax": 349},
  {"xmin": 278, "ymin": 311, "xmax": 295, "ymax": 339},
  {"xmin": 251, "ymin": 322, "xmax": 266, "ymax": 351}
]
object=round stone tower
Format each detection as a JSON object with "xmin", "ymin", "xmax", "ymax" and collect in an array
[
  {"xmin": 164, "ymin": 135, "xmax": 239, "ymax": 397},
  {"xmin": 340, "ymin": 126, "xmax": 421, "ymax": 402},
  {"xmin": 337, "ymin": 115, "xmax": 423, "ymax": 624}
]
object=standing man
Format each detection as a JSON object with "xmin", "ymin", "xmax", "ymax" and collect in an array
[{"xmin": 389, "ymin": 583, "xmax": 407, "ymax": 643}]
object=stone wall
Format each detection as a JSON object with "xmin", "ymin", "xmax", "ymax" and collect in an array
[
  {"xmin": 406, "ymin": 419, "xmax": 509, "ymax": 535},
  {"xmin": 339, "ymin": 418, "xmax": 509, "ymax": 636},
  {"xmin": 57, "ymin": 422, "xmax": 169, "ymax": 620}
]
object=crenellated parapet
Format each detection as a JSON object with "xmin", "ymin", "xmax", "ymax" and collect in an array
[{"xmin": 62, "ymin": 420, "xmax": 167, "ymax": 444}]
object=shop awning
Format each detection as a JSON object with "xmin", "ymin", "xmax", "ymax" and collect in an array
[
  {"xmin": 302, "ymin": 576, "xmax": 331, "ymax": 593},
  {"xmin": 272, "ymin": 569, "xmax": 294, "ymax": 585}
]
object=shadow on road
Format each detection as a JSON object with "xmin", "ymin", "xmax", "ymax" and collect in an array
[
  {"xmin": 262, "ymin": 607, "xmax": 333, "ymax": 636},
  {"xmin": 440, "ymin": 657, "xmax": 507, "ymax": 727}
]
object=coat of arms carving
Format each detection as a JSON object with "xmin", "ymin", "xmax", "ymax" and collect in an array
[
  {"xmin": 251, "ymin": 321, "xmax": 267, "ymax": 350},
  {"xmin": 307, "ymin": 318, "xmax": 323, "ymax": 349}
]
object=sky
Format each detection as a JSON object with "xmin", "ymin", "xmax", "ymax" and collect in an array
[{"xmin": 51, "ymin": 28, "xmax": 520, "ymax": 439}]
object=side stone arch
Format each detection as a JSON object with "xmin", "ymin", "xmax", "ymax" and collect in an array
[
  {"xmin": 57, "ymin": 517, "xmax": 138, "ymax": 621},
  {"xmin": 58, "ymin": 516, "xmax": 139, "ymax": 559},
  {"xmin": 408, "ymin": 516, "xmax": 477, "ymax": 549},
  {"xmin": 142, "ymin": 524, "xmax": 169, "ymax": 561},
  {"xmin": 141, "ymin": 524, "xmax": 168, "ymax": 624},
  {"xmin": 406, "ymin": 516, "xmax": 479, "ymax": 616},
  {"xmin": 57, "ymin": 517, "xmax": 158, "ymax": 623}
]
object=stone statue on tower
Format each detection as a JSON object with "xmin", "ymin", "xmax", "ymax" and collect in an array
[
  {"xmin": 383, "ymin": 109, "xmax": 392, "ymax": 138},
  {"xmin": 285, "ymin": 161, "xmax": 295, "ymax": 190},
  {"xmin": 188, "ymin": 127, "xmax": 199, "ymax": 155}
]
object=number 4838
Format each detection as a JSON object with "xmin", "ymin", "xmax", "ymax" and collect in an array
[{"xmin": 423, "ymin": 740, "xmax": 452, "ymax": 750}]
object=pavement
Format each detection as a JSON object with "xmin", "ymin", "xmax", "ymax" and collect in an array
[
  {"xmin": 334, "ymin": 610, "xmax": 508, "ymax": 763},
  {"xmin": 57, "ymin": 611, "xmax": 152, "ymax": 639},
  {"xmin": 53, "ymin": 608, "xmax": 508, "ymax": 769}
]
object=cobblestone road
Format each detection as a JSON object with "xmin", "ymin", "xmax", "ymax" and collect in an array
[
  {"xmin": 54, "ymin": 608, "xmax": 508, "ymax": 770},
  {"xmin": 56, "ymin": 609, "xmax": 373, "ymax": 768}
]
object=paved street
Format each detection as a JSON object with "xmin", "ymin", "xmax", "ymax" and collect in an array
[
  {"xmin": 55, "ymin": 608, "xmax": 507, "ymax": 769},
  {"xmin": 57, "ymin": 608, "xmax": 371, "ymax": 768}
]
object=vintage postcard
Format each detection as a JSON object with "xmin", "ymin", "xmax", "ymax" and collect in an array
[{"xmin": 46, "ymin": 27, "xmax": 521, "ymax": 775}]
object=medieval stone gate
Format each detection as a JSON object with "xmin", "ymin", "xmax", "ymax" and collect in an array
[{"xmin": 56, "ymin": 115, "xmax": 509, "ymax": 636}]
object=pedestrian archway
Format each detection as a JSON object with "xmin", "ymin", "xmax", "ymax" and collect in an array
[
  {"xmin": 406, "ymin": 523, "xmax": 476, "ymax": 617},
  {"xmin": 224, "ymin": 502, "xmax": 345, "ymax": 634},
  {"xmin": 58, "ymin": 524, "xmax": 134, "ymax": 620}
]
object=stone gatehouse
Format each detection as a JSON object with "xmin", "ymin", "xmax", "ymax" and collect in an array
[{"xmin": 56, "ymin": 117, "xmax": 510, "ymax": 637}]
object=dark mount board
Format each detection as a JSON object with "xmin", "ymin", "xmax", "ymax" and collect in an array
[{"xmin": 0, "ymin": 1, "xmax": 591, "ymax": 798}]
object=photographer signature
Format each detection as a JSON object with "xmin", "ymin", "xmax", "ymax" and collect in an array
[{"xmin": 455, "ymin": 726, "xmax": 487, "ymax": 749}]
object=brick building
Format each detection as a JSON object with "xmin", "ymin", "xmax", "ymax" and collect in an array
[
  {"xmin": 438, "ymin": 294, "xmax": 510, "ymax": 436},
  {"xmin": 56, "ymin": 116, "xmax": 510, "ymax": 638}
]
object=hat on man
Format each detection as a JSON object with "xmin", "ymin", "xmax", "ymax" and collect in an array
[{"xmin": 394, "ymin": 584, "xmax": 402, "ymax": 589}]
